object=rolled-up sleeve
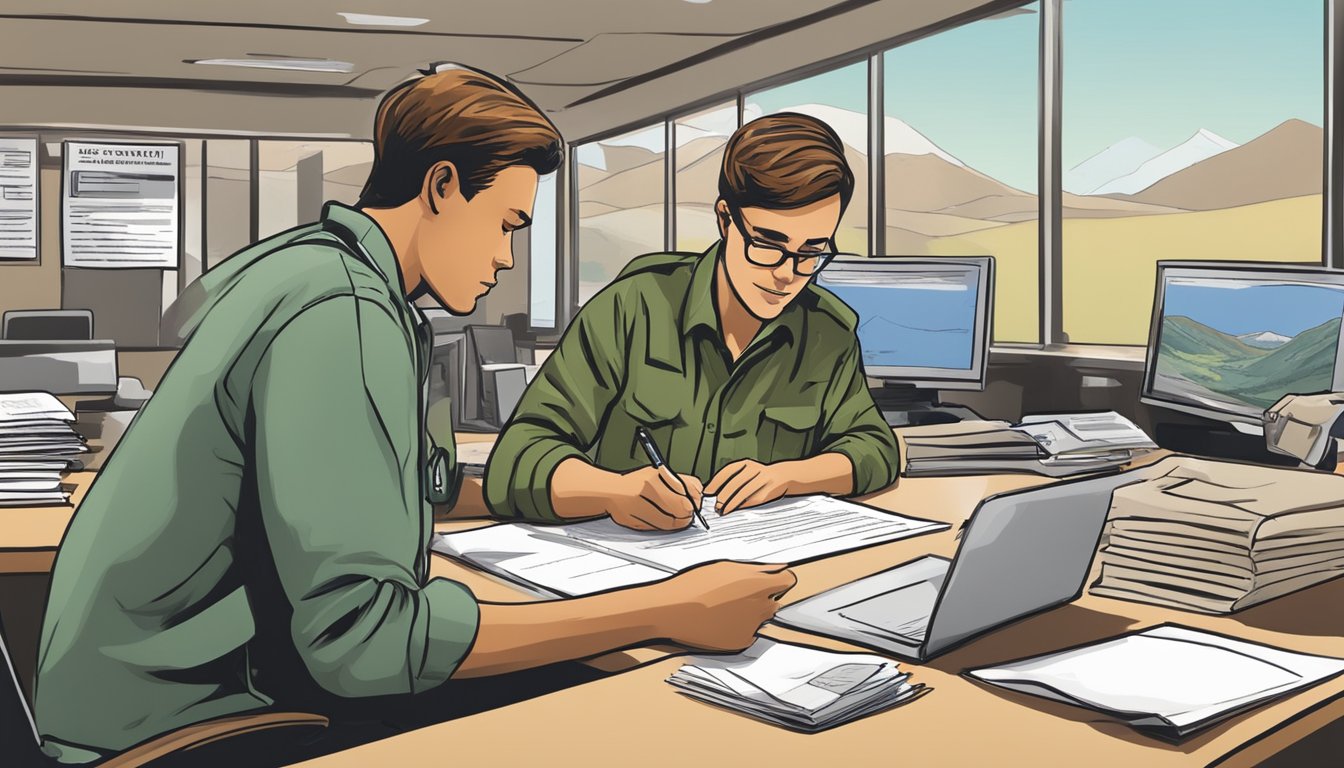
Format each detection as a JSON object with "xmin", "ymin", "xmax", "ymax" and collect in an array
[
  {"xmin": 818, "ymin": 343, "xmax": 901, "ymax": 495},
  {"xmin": 252, "ymin": 296, "xmax": 478, "ymax": 696},
  {"xmin": 485, "ymin": 288, "xmax": 627, "ymax": 521}
]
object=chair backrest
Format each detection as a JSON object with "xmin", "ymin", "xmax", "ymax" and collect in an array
[
  {"xmin": 2, "ymin": 310, "xmax": 94, "ymax": 341},
  {"xmin": 0, "ymin": 614, "xmax": 46, "ymax": 766}
]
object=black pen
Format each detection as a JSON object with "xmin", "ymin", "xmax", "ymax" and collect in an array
[{"xmin": 635, "ymin": 426, "xmax": 709, "ymax": 530}]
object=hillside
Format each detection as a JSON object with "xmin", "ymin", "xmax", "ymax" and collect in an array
[
  {"xmin": 1121, "ymin": 119, "xmax": 1323, "ymax": 211},
  {"xmin": 1156, "ymin": 315, "xmax": 1339, "ymax": 410}
]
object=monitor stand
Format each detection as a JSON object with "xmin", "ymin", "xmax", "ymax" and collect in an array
[{"xmin": 870, "ymin": 383, "xmax": 982, "ymax": 427}]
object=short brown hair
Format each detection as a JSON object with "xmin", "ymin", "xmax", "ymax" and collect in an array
[
  {"xmin": 719, "ymin": 113, "xmax": 854, "ymax": 211},
  {"xmin": 358, "ymin": 65, "xmax": 563, "ymax": 208}
]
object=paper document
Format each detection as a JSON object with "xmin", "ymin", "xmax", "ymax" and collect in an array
[
  {"xmin": 1014, "ymin": 411, "xmax": 1156, "ymax": 456},
  {"xmin": 434, "ymin": 495, "xmax": 946, "ymax": 596},
  {"xmin": 967, "ymin": 624, "xmax": 1344, "ymax": 738},
  {"xmin": 667, "ymin": 638, "xmax": 924, "ymax": 732},
  {"xmin": 0, "ymin": 393, "xmax": 75, "ymax": 422},
  {"xmin": 433, "ymin": 524, "xmax": 669, "ymax": 598},
  {"xmin": 556, "ymin": 495, "xmax": 946, "ymax": 573},
  {"xmin": 0, "ymin": 137, "xmax": 38, "ymax": 260}
]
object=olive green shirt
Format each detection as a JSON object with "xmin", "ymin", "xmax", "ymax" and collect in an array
[
  {"xmin": 486, "ymin": 245, "xmax": 900, "ymax": 521},
  {"xmin": 35, "ymin": 204, "xmax": 478, "ymax": 763}
]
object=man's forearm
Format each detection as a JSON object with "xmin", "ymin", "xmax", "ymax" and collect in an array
[
  {"xmin": 453, "ymin": 589, "xmax": 666, "ymax": 678},
  {"xmin": 547, "ymin": 457, "xmax": 622, "ymax": 520},
  {"xmin": 783, "ymin": 452, "xmax": 857, "ymax": 496}
]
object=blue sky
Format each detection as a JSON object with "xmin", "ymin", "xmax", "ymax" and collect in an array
[
  {"xmin": 1165, "ymin": 282, "xmax": 1344, "ymax": 338},
  {"xmin": 743, "ymin": 0, "xmax": 1322, "ymax": 193}
]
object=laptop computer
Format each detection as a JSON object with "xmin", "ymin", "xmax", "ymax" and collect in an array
[{"xmin": 774, "ymin": 467, "xmax": 1150, "ymax": 661}]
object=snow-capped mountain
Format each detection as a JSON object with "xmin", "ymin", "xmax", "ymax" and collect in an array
[
  {"xmin": 1064, "ymin": 137, "xmax": 1162, "ymax": 194},
  {"xmin": 747, "ymin": 103, "xmax": 964, "ymax": 166},
  {"xmin": 1237, "ymin": 330, "xmax": 1293, "ymax": 349},
  {"xmin": 1090, "ymin": 129, "xmax": 1239, "ymax": 196}
]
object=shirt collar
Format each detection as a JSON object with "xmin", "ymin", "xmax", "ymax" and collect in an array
[
  {"xmin": 322, "ymin": 202, "xmax": 407, "ymax": 299},
  {"xmin": 682, "ymin": 240, "xmax": 809, "ymax": 346}
]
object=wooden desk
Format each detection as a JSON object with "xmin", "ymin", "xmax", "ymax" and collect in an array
[{"xmin": 306, "ymin": 464, "xmax": 1344, "ymax": 768}]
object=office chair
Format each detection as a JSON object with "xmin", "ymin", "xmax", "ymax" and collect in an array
[
  {"xmin": 462, "ymin": 325, "xmax": 522, "ymax": 430},
  {"xmin": 0, "ymin": 613, "xmax": 328, "ymax": 767},
  {"xmin": 1, "ymin": 310, "xmax": 94, "ymax": 341}
]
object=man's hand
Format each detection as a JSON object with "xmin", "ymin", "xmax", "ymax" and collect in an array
[
  {"xmin": 650, "ymin": 561, "xmax": 796, "ymax": 652},
  {"xmin": 705, "ymin": 459, "xmax": 794, "ymax": 516},
  {"xmin": 606, "ymin": 466, "xmax": 704, "ymax": 531}
]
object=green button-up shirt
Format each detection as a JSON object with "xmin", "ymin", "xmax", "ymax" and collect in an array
[
  {"xmin": 486, "ymin": 245, "xmax": 899, "ymax": 522},
  {"xmin": 35, "ymin": 204, "xmax": 478, "ymax": 763}
]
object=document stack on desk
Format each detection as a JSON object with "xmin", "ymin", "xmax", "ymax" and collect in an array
[
  {"xmin": 902, "ymin": 413, "xmax": 1149, "ymax": 478},
  {"xmin": 968, "ymin": 624, "xmax": 1344, "ymax": 740},
  {"xmin": 1091, "ymin": 457, "xmax": 1344, "ymax": 613},
  {"xmin": 434, "ymin": 495, "xmax": 947, "ymax": 597},
  {"xmin": 0, "ymin": 392, "xmax": 87, "ymax": 506},
  {"xmin": 667, "ymin": 638, "xmax": 925, "ymax": 732}
]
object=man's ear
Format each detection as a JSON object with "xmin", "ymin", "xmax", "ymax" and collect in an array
[
  {"xmin": 422, "ymin": 161, "xmax": 459, "ymax": 215},
  {"xmin": 715, "ymin": 198, "xmax": 731, "ymax": 239}
]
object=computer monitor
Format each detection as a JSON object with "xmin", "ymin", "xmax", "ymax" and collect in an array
[
  {"xmin": 1141, "ymin": 261, "xmax": 1344, "ymax": 431},
  {"xmin": 814, "ymin": 256, "xmax": 994, "ymax": 391}
]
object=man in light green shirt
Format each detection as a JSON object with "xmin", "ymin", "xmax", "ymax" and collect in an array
[{"xmin": 34, "ymin": 65, "xmax": 793, "ymax": 763}]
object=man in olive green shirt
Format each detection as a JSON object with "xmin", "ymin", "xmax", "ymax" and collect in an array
[
  {"xmin": 34, "ymin": 66, "xmax": 793, "ymax": 763},
  {"xmin": 488, "ymin": 114, "xmax": 899, "ymax": 529}
]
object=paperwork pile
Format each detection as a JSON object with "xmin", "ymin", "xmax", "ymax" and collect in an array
[
  {"xmin": 1092, "ymin": 457, "xmax": 1344, "ymax": 613},
  {"xmin": 903, "ymin": 412, "xmax": 1153, "ymax": 478},
  {"xmin": 668, "ymin": 638, "xmax": 925, "ymax": 732},
  {"xmin": 0, "ymin": 392, "xmax": 86, "ymax": 506},
  {"xmin": 968, "ymin": 624, "xmax": 1344, "ymax": 740}
]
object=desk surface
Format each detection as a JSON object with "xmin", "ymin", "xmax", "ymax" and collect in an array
[
  {"xmin": 7, "ymin": 431, "xmax": 1344, "ymax": 765},
  {"xmin": 304, "ymin": 468, "xmax": 1344, "ymax": 768}
]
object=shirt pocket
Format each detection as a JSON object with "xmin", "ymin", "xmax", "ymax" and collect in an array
[
  {"xmin": 612, "ymin": 388, "xmax": 687, "ymax": 468},
  {"xmin": 759, "ymin": 402, "xmax": 821, "ymax": 462}
]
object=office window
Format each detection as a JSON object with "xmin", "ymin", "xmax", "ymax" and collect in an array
[
  {"xmin": 575, "ymin": 124, "xmax": 666, "ymax": 305},
  {"xmin": 883, "ymin": 4, "xmax": 1040, "ymax": 343},
  {"xmin": 256, "ymin": 141, "xmax": 373, "ymax": 239},
  {"xmin": 529, "ymin": 171, "xmax": 558, "ymax": 329},
  {"xmin": 675, "ymin": 101, "xmax": 738, "ymax": 252},
  {"xmin": 745, "ymin": 62, "xmax": 869, "ymax": 256},
  {"xmin": 1062, "ymin": 0, "xmax": 1324, "ymax": 345}
]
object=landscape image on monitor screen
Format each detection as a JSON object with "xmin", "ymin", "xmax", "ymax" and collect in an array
[
  {"xmin": 1153, "ymin": 277, "xmax": 1344, "ymax": 413},
  {"xmin": 824, "ymin": 269, "xmax": 979, "ymax": 370}
]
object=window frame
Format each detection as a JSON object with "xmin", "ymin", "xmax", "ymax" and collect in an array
[{"xmin": 560, "ymin": 0, "xmax": 1339, "ymax": 353}]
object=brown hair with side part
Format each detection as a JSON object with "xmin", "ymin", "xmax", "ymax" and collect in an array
[
  {"xmin": 718, "ymin": 112, "xmax": 855, "ymax": 211},
  {"xmin": 358, "ymin": 64, "xmax": 563, "ymax": 208}
]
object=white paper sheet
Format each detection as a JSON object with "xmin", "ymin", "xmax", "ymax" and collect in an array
[
  {"xmin": 62, "ymin": 141, "xmax": 180, "ymax": 268},
  {"xmin": 433, "ymin": 524, "xmax": 669, "ymax": 597},
  {"xmin": 0, "ymin": 137, "xmax": 38, "ymax": 260},
  {"xmin": 969, "ymin": 625, "xmax": 1344, "ymax": 733},
  {"xmin": 558, "ymin": 495, "xmax": 947, "ymax": 573}
]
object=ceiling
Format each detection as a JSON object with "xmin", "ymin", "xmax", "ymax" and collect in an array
[{"xmin": 0, "ymin": 1, "xmax": 1014, "ymax": 141}]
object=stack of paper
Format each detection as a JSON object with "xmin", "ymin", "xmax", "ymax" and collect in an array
[
  {"xmin": 668, "ymin": 638, "xmax": 925, "ymax": 732},
  {"xmin": 0, "ymin": 393, "xmax": 85, "ymax": 506},
  {"xmin": 967, "ymin": 624, "xmax": 1344, "ymax": 739},
  {"xmin": 1092, "ymin": 457, "xmax": 1344, "ymax": 613},
  {"xmin": 902, "ymin": 420, "xmax": 1133, "ymax": 478},
  {"xmin": 1011, "ymin": 411, "xmax": 1157, "ymax": 458}
]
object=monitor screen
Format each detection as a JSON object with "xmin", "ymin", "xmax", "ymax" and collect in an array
[
  {"xmin": 814, "ymin": 257, "xmax": 993, "ymax": 390},
  {"xmin": 1143, "ymin": 263, "xmax": 1344, "ymax": 424}
]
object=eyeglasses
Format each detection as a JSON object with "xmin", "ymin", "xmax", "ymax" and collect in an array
[{"xmin": 725, "ymin": 203, "xmax": 846, "ymax": 277}]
